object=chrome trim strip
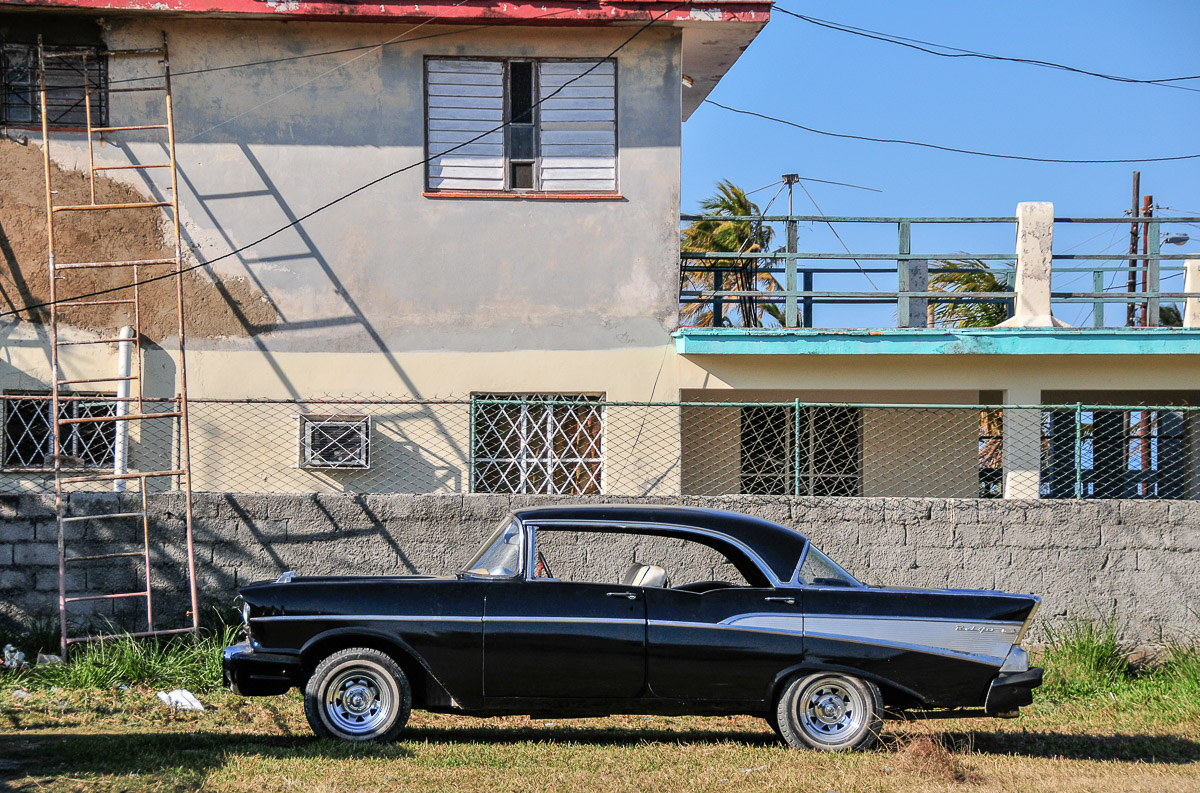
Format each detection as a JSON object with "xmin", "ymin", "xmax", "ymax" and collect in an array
[
  {"xmin": 254, "ymin": 615, "xmax": 482, "ymax": 623},
  {"xmin": 525, "ymin": 519, "xmax": 788, "ymax": 587},
  {"xmin": 800, "ymin": 612, "xmax": 1025, "ymax": 627}
]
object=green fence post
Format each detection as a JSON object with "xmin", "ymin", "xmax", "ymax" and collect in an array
[
  {"xmin": 468, "ymin": 395, "xmax": 477, "ymax": 494},
  {"xmin": 793, "ymin": 398, "xmax": 802, "ymax": 496},
  {"xmin": 1074, "ymin": 402, "xmax": 1083, "ymax": 499}
]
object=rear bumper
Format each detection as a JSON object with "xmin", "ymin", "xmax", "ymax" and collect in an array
[
  {"xmin": 222, "ymin": 642, "xmax": 305, "ymax": 696},
  {"xmin": 985, "ymin": 667, "xmax": 1044, "ymax": 715}
]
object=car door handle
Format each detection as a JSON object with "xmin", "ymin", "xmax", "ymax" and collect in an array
[
  {"xmin": 764, "ymin": 596, "xmax": 795, "ymax": 605},
  {"xmin": 606, "ymin": 592, "xmax": 637, "ymax": 600}
]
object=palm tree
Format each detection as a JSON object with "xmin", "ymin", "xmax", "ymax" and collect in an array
[
  {"xmin": 680, "ymin": 181, "xmax": 783, "ymax": 328},
  {"xmin": 928, "ymin": 259, "xmax": 1010, "ymax": 328}
]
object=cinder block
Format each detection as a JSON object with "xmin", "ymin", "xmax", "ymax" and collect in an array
[
  {"xmin": 0, "ymin": 520, "xmax": 36, "ymax": 542},
  {"xmin": 0, "ymin": 568, "xmax": 32, "ymax": 591},
  {"xmin": 14, "ymin": 543, "xmax": 59, "ymax": 566}
]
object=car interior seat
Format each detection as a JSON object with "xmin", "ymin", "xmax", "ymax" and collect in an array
[{"xmin": 621, "ymin": 562, "xmax": 670, "ymax": 588}]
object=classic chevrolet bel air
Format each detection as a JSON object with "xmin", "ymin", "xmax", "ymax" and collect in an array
[{"xmin": 223, "ymin": 505, "xmax": 1043, "ymax": 750}]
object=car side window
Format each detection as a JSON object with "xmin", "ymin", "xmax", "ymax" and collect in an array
[{"xmin": 532, "ymin": 527, "xmax": 754, "ymax": 588}]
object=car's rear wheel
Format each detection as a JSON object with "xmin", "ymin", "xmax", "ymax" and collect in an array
[
  {"xmin": 304, "ymin": 647, "xmax": 411, "ymax": 742},
  {"xmin": 773, "ymin": 672, "xmax": 882, "ymax": 751}
]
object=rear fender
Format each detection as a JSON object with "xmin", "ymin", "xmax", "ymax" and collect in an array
[{"xmin": 766, "ymin": 661, "xmax": 930, "ymax": 710}]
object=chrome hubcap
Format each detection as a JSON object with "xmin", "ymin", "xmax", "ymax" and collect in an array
[
  {"xmin": 797, "ymin": 679, "xmax": 863, "ymax": 744},
  {"xmin": 325, "ymin": 668, "xmax": 392, "ymax": 736}
]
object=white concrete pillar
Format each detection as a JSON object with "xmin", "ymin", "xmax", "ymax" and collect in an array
[
  {"xmin": 998, "ymin": 202, "xmax": 1071, "ymax": 329},
  {"xmin": 1003, "ymin": 385, "xmax": 1042, "ymax": 499},
  {"xmin": 897, "ymin": 259, "xmax": 929, "ymax": 328},
  {"xmin": 1185, "ymin": 259, "xmax": 1200, "ymax": 329}
]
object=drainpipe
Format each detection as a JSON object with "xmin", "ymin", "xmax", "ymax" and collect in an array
[{"xmin": 113, "ymin": 325, "xmax": 135, "ymax": 492}]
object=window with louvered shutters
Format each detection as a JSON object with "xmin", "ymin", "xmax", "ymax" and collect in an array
[
  {"xmin": 537, "ymin": 60, "xmax": 616, "ymax": 192},
  {"xmin": 425, "ymin": 58, "xmax": 617, "ymax": 193},
  {"xmin": 426, "ymin": 59, "xmax": 506, "ymax": 191}
]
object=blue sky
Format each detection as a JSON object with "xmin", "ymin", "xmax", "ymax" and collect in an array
[{"xmin": 681, "ymin": 1, "xmax": 1200, "ymax": 326}]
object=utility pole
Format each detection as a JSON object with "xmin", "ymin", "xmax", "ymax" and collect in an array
[{"xmin": 1126, "ymin": 171, "xmax": 1140, "ymax": 327}]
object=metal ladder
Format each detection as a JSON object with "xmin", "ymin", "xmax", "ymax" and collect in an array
[{"xmin": 37, "ymin": 35, "xmax": 199, "ymax": 656}]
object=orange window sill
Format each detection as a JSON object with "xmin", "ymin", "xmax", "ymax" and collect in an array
[{"xmin": 424, "ymin": 190, "xmax": 623, "ymax": 200}]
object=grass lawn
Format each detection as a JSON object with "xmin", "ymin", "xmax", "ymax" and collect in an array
[{"xmin": 2, "ymin": 684, "xmax": 1199, "ymax": 793}]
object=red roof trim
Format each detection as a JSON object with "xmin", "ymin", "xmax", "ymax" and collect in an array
[{"xmin": 0, "ymin": 0, "xmax": 771, "ymax": 25}]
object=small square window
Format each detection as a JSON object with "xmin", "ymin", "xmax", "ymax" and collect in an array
[{"xmin": 299, "ymin": 415, "xmax": 371, "ymax": 469}]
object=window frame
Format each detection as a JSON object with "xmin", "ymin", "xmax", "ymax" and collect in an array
[
  {"xmin": 1, "ymin": 391, "xmax": 117, "ymax": 471},
  {"xmin": 470, "ymin": 393, "xmax": 605, "ymax": 495},
  {"xmin": 297, "ymin": 414, "xmax": 372, "ymax": 470},
  {"xmin": 423, "ymin": 56, "xmax": 619, "ymax": 197},
  {"xmin": 738, "ymin": 405, "xmax": 863, "ymax": 497},
  {"xmin": 1, "ymin": 41, "xmax": 108, "ymax": 130}
]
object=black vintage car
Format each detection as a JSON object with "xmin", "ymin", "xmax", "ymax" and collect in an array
[{"xmin": 223, "ymin": 505, "xmax": 1042, "ymax": 750}]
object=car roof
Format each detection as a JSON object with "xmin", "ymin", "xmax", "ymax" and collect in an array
[{"xmin": 511, "ymin": 504, "xmax": 809, "ymax": 582}]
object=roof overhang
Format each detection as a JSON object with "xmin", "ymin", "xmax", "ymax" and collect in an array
[
  {"xmin": 674, "ymin": 327, "xmax": 1200, "ymax": 356},
  {"xmin": 1, "ymin": 0, "xmax": 768, "ymax": 119}
]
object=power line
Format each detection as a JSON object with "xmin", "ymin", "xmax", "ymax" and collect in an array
[
  {"xmin": 776, "ymin": 7, "xmax": 1200, "ymax": 94},
  {"xmin": 704, "ymin": 100, "xmax": 1200, "ymax": 164},
  {"xmin": 1, "ymin": 6, "xmax": 677, "ymax": 322}
]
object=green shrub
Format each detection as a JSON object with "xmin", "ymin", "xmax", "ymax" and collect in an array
[
  {"xmin": 10, "ymin": 622, "xmax": 239, "ymax": 693},
  {"xmin": 1040, "ymin": 612, "xmax": 1128, "ymax": 698}
]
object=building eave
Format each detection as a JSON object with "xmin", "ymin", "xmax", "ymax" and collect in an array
[{"xmin": 673, "ymin": 327, "xmax": 1200, "ymax": 356}]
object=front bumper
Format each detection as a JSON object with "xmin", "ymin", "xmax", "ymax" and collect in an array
[
  {"xmin": 222, "ymin": 642, "xmax": 305, "ymax": 696},
  {"xmin": 985, "ymin": 667, "xmax": 1044, "ymax": 715}
]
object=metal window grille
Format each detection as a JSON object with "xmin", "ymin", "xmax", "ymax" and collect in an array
[
  {"xmin": 1, "ymin": 43, "xmax": 107, "ymax": 128},
  {"xmin": 1042, "ymin": 407, "xmax": 1189, "ymax": 499},
  {"xmin": 2, "ymin": 393, "xmax": 115, "ymax": 469},
  {"xmin": 298, "ymin": 415, "xmax": 371, "ymax": 469},
  {"xmin": 472, "ymin": 395, "xmax": 603, "ymax": 494},
  {"xmin": 739, "ymin": 405, "xmax": 862, "ymax": 496},
  {"xmin": 978, "ymin": 408, "xmax": 1004, "ymax": 498}
]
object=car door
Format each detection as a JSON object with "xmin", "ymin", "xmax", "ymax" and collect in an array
[
  {"xmin": 645, "ymin": 585, "xmax": 805, "ymax": 701},
  {"xmin": 482, "ymin": 578, "xmax": 646, "ymax": 698}
]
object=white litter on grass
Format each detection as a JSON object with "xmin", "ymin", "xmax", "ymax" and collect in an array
[
  {"xmin": 1, "ymin": 645, "xmax": 25, "ymax": 670},
  {"xmin": 11, "ymin": 689, "xmax": 30, "ymax": 701},
  {"xmin": 36, "ymin": 653, "xmax": 63, "ymax": 666},
  {"xmin": 156, "ymin": 689, "xmax": 205, "ymax": 712}
]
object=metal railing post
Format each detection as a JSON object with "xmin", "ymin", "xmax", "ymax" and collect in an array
[
  {"xmin": 1074, "ymin": 402, "xmax": 1084, "ymax": 499},
  {"xmin": 785, "ymin": 216, "xmax": 798, "ymax": 327},
  {"xmin": 1092, "ymin": 270, "xmax": 1105, "ymax": 327},
  {"xmin": 1146, "ymin": 219, "xmax": 1161, "ymax": 327},
  {"xmin": 896, "ymin": 221, "xmax": 912, "ymax": 328}
]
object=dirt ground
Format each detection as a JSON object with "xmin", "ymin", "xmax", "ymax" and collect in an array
[{"xmin": 0, "ymin": 138, "xmax": 277, "ymax": 341}]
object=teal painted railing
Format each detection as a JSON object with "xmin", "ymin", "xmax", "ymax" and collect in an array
[{"xmin": 679, "ymin": 214, "xmax": 1200, "ymax": 330}]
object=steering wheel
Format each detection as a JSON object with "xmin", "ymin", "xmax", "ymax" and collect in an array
[{"xmin": 535, "ymin": 550, "xmax": 555, "ymax": 579}]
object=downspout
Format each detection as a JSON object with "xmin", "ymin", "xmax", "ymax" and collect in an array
[{"xmin": 113, "ymin": 325, "xmax": 135, "ymax": 492}]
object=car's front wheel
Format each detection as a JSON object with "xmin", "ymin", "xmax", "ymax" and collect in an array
[
  {"xmin": 773, "ymin": 672, "xmax": 882, "ymax": 751},
  {"xmin": 304, "ymin": 647, "xmax": 412, "ymax": 742}
]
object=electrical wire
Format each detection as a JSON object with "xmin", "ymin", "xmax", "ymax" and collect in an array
[
  {"xmin": 776, "ymin": 7, "xmax": 1200, "ymax": 94},
  {"xmin": 795, "ymin": 179, "xmax": 879, "ymax": 289},
  {"xmin": 0, "ymin": 5, "xmax": 678, "ymax": 321},
  {"xmin": 704, "ymin": 100, "xmax": 1200, "ymax": 164}
]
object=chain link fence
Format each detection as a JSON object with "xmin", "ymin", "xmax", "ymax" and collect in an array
[{"xmin": 1, "ymin": 394, "xmax": 1196, "ymax": 499}]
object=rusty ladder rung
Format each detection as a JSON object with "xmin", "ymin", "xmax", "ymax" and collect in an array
[
  {"xmin": 57, "ymin": 257, "xmax": 177, "ymax": 270},
  {"xmin": 43, "ymin": 47, "xmax": 164, "ymax": 58},
  {"xmin": 57, "ymin": 299, "xmax": 138, "ymax": 308},
  {"xmin": 56, "ymin": 376, "xmax": 137, "ymax": 386},
  {"xmin": 66, "ymin": 551, "xmax": 145, "ymax": 563},
  {"xmin": 90, "ymin": 124, "xmax": 168, "ymax": 133},
  {"xmin": 66, "ymin": 628, "xmax": 194, "ymax": 646},
  {"xmin": 57, "ymin": 337, "xmax": 138, "ymax": 346},
  {"xmin": 61, "ymin": 511, "xmax": 148, "ymax": 523},
  {"xmin": 60, "ymin": 469, "xmax": 185, "ymax": 484},
  {"xmin": 58, "ymin": 412, "xmax": 182, "ymax": 425},
  {"xmin": 52, "ymin": 200, "xmax": 172, "ymax": 212},
  {"xmin": 65, "ymin": 591, "xmax": 148, "ymax": 604},
  {"xmin": 91, "ymin": 163, "xmax": 172, "ymax": 172}
]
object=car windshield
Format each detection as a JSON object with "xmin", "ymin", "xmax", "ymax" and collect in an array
[
  {"xmin": 461, "ymin": 518, "xmax": 523, "ymax": 578},
  {"xmin": 798, "ymin": 544, "xmax": 861, "ymax": 587}
]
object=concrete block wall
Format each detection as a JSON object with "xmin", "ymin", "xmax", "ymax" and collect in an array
[{"xmin": 1, "ymin": 493, "xmax": 1197, "ymax": 647}]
